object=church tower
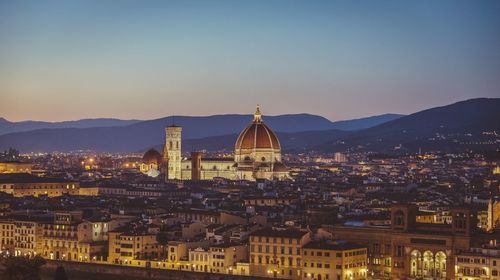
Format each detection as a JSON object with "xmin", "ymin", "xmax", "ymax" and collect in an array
[{"xmin": 164, "ymin": 125, "xmax": 182, "ymax": 180}]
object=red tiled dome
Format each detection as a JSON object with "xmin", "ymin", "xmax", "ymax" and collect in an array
[
  {"xmin": 235, "ymin": 123, "xmax": 281, "ymax": 150},
  {"xmin": 235, "ymin": 106, "xmax": 281, "ymax": 151},
  {"xmin": 142, "ymin": 149, "xmax": 162, "ymax": 164}
]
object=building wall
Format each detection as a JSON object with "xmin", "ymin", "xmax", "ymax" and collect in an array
[
  {"xmin": 180, "ymin": 159, "xmax": 237, "ymax": 180},
  {"xmin": 165, "ymin": 126, "xmax": 182, "ymax": 180},
  {"xmin": 109, "ymin": 233, "xmax": 160, "ymax": 264},
  {"xmin": 0, "ymin": 162, "xmax": 32, "ymax": 173},
  {"xmin": 13, "ymin": 221, "xmax": 42, "ymax": 257},
  {"xmin": 302, "ymin": 247, "xmax": 368, "ymax": 280},
  {"xmin": 249, "ymin": 233, "xmax": 311, "ymax": 279},
  {"xmin": 0, "ymin": 221, "xmax": 15, "ymax": 254},
  {"xmin": 455, "ymin": 249, "xmax": 500, "ymax": 280},
  {"xmin": 209, "ymin": 245, "xmax": 248, "ymax": 274},
  {"xmin": 0, "ymin": 181, "xmax": 79, "ymax": 197}
]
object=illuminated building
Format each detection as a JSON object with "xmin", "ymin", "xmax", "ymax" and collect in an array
[
  {"xmin": 13, "ymin": 219, "xmax": 43, "ymax": 257},
  {"xmin": 302, "ymin": 241, "xmax": 368, "ymax": 280},
  {"xmin": 108, "ymin": 226, "xmax": 161, "ymax": 265},
  {"xmin": 40, "ymin": 212, "xmax": 83, "ymax": 261},
  {"xmin": 187, "ymin": 243, "xmax": 249, "ymax": 274},
  {"xmin": 488, "ymin": 198, "xmax": 500, "ymax": 231},
  {"xmin": 455, "ymin": 246, "xmax": 500, "ymax": 280},
  {"xmin": 189, "ymin": 247, "xmax": 210, "ymax": 272},
  {"xmin": 160, "ymin": 106, "xmax": 290, "ymax": 181},
  {"xmin": 334, "ymin": 153, "xmax": 347, "ymax": 163},
  {"xmin": 322, "ymin": 204, "xmax": 495, "ymax": 279},
  {"xmin": 0, "ymin": 161, "xmax": 32, "ymax": 174},
  {"xmin": 165, "ymin": 125, "xmax": 182, "ymax": 180},
  {"xmin": 249, "ymin": 228, "xmax": 311, "ymax": 279},
  {"xmin": 0, "ymin": 173, "xmax": 79, "ymax": 197},
  {"xmin": 38, "ymin": 211, "xmax": 108, "ymax": 262},
  {"xmin": 208, "ymin": 244, "xmax": 248, "ymax": 274},
  {"xmin": 0, "ymin": 221, "xmax": 15, "ymax": 255},
  {"xmin": 493, "ymin": 166, "xmax": 500, "ymax": 175},
  {"xmin": 139, "ymin": 149, "xmax": 162, "ymax": 177}
]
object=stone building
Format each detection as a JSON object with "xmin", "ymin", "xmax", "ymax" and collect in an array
[
  {"xmin": 157, "ymin": 106, "xmax": 290, "ymax": 181},
  {"xmin": 322, "ymin": 204, "xmax": 499, "ymax": 279},
  {"xmin": 0, "ymin": 173, "xmax": 79, "ymax": 197}
]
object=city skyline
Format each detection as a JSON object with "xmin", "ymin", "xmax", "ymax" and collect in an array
[{"xmin": 1, "ymin": 0, "xmax": 500, "ymax": 122}]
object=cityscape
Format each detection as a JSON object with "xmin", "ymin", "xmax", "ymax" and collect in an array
[{"xmin": 0, "ymin": 1, "xmax": 499, "ymax": 280}]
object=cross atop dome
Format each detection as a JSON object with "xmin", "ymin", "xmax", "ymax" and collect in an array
[{"xmin": 253, "ymin": 104, "xmax": 262, "ymax": 123}]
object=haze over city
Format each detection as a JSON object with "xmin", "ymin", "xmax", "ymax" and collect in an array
[{"xmin": 1, "ymin": 0, "xmax": 500, "ymax": 122}]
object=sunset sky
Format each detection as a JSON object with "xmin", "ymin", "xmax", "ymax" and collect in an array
[{"xmin": 1, "ymin": 0, "xmax": 499, "ymax": 122}]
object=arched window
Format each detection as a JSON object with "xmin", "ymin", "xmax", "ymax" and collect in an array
[
  {"xmin": 435, "ymin": 251, "xmax": 447, "ymax": 279},
  {"xmin": 410, "ymin": 250, "xmax": 422, "ymax": 277},
  {"xmin": 423, "ymin": 251, "xmax": 434, "ymax": 277}
]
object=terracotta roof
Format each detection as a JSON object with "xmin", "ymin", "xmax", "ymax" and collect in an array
[
  {"xmin": 0, "ymin": 173, "xmax": 75, "ymax": 184},
  {"xmin": 303, "ymin": 241, "xmax": 366, "ymax": 251},
  {"xmin": 251, "ymin": 228, "xmax": 308, "ymax": 238},
  {"xmin": 142, "ymin": 148, "xmax": 162, "ymax": 164},
  {"xmin": 273, "ymin": 162, "xmax": 288, "ymax": 172},
  {"xmin": 235, "ymin": 122, "xmax": 281, "ymax": 150}
]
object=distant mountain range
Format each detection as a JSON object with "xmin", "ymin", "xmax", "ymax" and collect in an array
[
  {"xmin": 169, "ymin": 129, "xmax": 351, "ymax": 153},
  {"xmin": 0, "ymin": 113, "xmax": 402, "ymax": 153},
  {"xmin": 0, "ymin": 98, "xmax": 498, "ymax": 153},
  {"xmin": 163, "ymin": 98, "xmax": 500, "ymax": 153},
  {"xmin": 0, "ymin": 118, "xmax": 141, "ymax": 136},
  {"xmin": 317, "ymin": 98, "xmax": 500, "ymax": 153}
]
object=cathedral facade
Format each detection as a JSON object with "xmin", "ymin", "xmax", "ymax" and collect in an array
[{"xmin": 143, "ymin": 106, "xmax": 289, "ymax": 181}]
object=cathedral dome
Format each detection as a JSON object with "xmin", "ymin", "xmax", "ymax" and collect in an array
[
  {"xmin": 235, "ymin": 106, "xmax": 281, "ymax": 151},
  {"xmin": 142, "ymin": 148, "xmax": 162, "ymax": 164}
]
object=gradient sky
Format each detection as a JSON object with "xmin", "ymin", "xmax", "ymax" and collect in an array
[{"xmin": 1, "ymin": 0, "xmax": 499, "ymax": 122}]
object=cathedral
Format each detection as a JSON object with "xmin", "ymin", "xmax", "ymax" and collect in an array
[{"xmin": 141, "ymin": 106, "xmax": 289, "ymax": 181}]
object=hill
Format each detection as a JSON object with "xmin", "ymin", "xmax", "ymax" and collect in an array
[
  {"xmin": 0, "ymin": 118, "xmax": 141, "ymax": 136},
  {"xmin": 0, "ymin": 113, "xmax": 397, "ymax": 153},
  {"xmin": 318, "ymin": 98, "xmax": 500, "ymax": 153}
]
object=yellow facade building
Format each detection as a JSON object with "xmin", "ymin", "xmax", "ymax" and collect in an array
[
  {"xmin": 302, "ymin": 241, "xmax": 367, "ymax": 280},
  {"xmin": 14, "ymin": 220, "xmax": 43, "ymax": 257},
  {"xmin": 250, "ymin": 228, "xmax": 311, "ymax": 279},
  {"xmin": 0, "ymin": 221, "xmax": 15, "ymax": 255},
  {"xmin": 455, "ymin": 246, "xmax": 500, "ymax": 280},
  {"xmin": 108, "ymin": 228, "xmax": 161, "ymax": 265},
  {"xmin": 188, "ymin": 244, "xmax": 248, "ymax": 274},
  {"xmin": 208, "ymin": 244, "xmax": 248, "ymax": 274},
  {"xmin": 0, "ymin": 173, "xmax": 79, "ymax": 197},
  {"xmin": 0, "ymin": 161, "xmax": 32, "ymax": 174}
]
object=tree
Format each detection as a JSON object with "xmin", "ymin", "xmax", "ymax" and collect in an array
[
  {"xmin": 0, "ymin": 255, "xmax": 46, "ymax": 280},
  {"xmin": 53, "ymin": 266, "xmax": 67, "ymax": 280}
]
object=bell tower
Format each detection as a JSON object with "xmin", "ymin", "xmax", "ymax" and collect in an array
[{"xmin": 165, "ymin": 124, "xmax": 182, "ymax": 180}]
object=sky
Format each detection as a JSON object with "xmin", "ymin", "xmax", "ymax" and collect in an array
[{"xmin": 0, "ymin": 0, "xmax": 499, "ymax": 122}]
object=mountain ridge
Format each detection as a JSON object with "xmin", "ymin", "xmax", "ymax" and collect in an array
[
  {"xmin": 0, "ymin": 113, "xmax": 401, "ymax": 152},
  {"xmin": 317, "ymin": 98, "xmax": 500, "ymax": 153}
]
